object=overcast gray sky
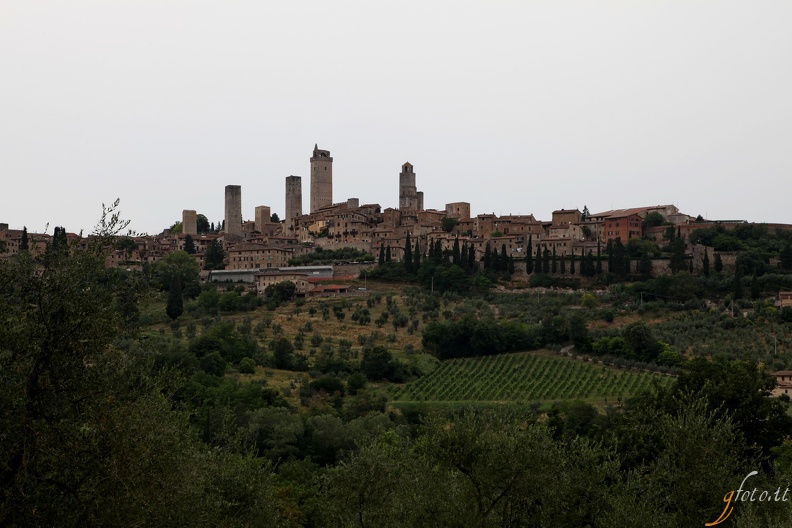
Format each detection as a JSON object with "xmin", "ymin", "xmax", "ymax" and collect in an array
[{"xmin": 2, "ymin": 0, "xmax": 791, "ymax": 235}]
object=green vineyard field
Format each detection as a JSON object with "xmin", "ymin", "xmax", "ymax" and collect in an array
[{"xmin": 388, "ymin": 352, "xmax": 670, "ymax": 403}]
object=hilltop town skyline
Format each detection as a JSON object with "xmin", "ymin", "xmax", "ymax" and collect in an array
[
  {"xmin": 0, "ymin": 140, "xmax": 783, "ymax": 236},
  {"xmin": 2, "ymin": 2, "xmax": 791, "ymax": 234}
]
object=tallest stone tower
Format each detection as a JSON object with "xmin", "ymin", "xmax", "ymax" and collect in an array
[
  {"xmin": 224, "ymin": 185, "xmax": 242, "ymax": 238},
  {"xmin": 310, "ymin": 144, "xmax": 333, "ymax": 213}
]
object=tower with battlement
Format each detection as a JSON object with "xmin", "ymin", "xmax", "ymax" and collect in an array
[
  {"xmin": 224, "ymin": 185, "xmax": 242, "ymax": 237},
  {"xmin": 182, "ymin": 209, "xmax": 197, "ymax": 236},
  {"xmin": 310, "ymin": 144, "xmax": 333, "ymax": 213}
]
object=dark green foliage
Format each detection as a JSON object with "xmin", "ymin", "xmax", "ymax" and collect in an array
[
  {"xmin": 0, "ymin": 207, "xmax": 279, "ymax": 527},
  {"xmin": 196, "ymin": 213, "xmax": 210, "ymax": 234},
  {"xmin": 736, "ymin": 249, "xmax": 771, "ymax": 277},
  {"xmin": 452, "ymin": 236, "xmax": 460, "ymax": 266},
  {"xmin": 596, "ymin": 240, "xmax": 602, "ymax": 275},
  {"xmin": 581, "ymin": 250, "xmax": 596, "ymax": 277},
  {"xmin": 714, "ymin": 252, "xmax": 723, "ymax": 273},
  {"xmin": 238, "ymin": 357, "xmax": 256, "ymax": 374},
  {"xmin": 264, "ymin": 280, "xmax": 296, "ymax": 304},
  {"xmin": 483, "ymin": 242, "xmax": 492, "ymax": 270},
  {"xmin": 526, "ymin": 235, "xmax": 533, "ymax": 274},
  {"xmin": 200, "ymin": 351, "xmax": 227, "ymax": 376},
  {"xmin": 203, "ymin": 239, "xmax": 225, "ymax": 270},
  {"xmin": 19, "ymin": 226, "xmax": 28, "ymax": 251},
  {"xmin": 662, "ymin": 358, "xmax": 792, "ymax": 461},
  {"xmin": 638, "ymin": 251, "xmax": 652, "ymax": 278},
  {"xmin": 289, "ymin": 246, "xmax": 374, "ymax": 266},
  {"xmin": 404, "ymin": 232, "xmax": 412, "ymax": 273},
  {"xmin": 155, "ymin": 250, "xmax": 200, "ymax": 298},
  {"xmin": 611, "ymin": 238, "xmax": 627, "ymax": 277},
  {"xmin": 189, "ymin": 321, "xmax": 257, "ymax": 365},
  {"xmin": 422, "ymin": 317, "xmax": 542, "ymax": 359},
  {"xmin": 361, "ymin": 346, "xmax": 397, "ymax": 380},
  {"xmin": 271, "ymin": 337, "xmax": 296, "ymax": 369},
  {"xmin": 702, "ymin": 249, "xmax": 710, "ymax": 276},
  {"xmin": 621, "ymin": 320, "xmax": 661, "ymax": 362},
  {"xmin": 569, "ymin": 252, "xmax": 575, "ymax": 275},
  {"xmin": 385, "ymin": 245, "xmax": 392, "ymax": 262},
  {"xmin": 166, "ymin": 275, "xmax": 184, "ymax": 320},
  {"xmin": 642, "ymin": 211, "xmax": 667, "ymax": 228},
  {"xmin": 441, "ymin": 217, "xmax": 459, "ymax": 232},
  {"xmin": 781, "ymin": 243, "xmax": 792, "ymax": 270},
  {"xmin": 378, "ymin": 243, "xmax": 384, "ymax": 266},
  {"xmin": 367, "ymin": 261, "xmax": 416, "ymax": 282},
  {"xmin": 184, "ymin": 234, "xmax": 196, "ymax": 254},
  {"xmin": 551, "ymin": 245, "xmax": 557, "ymax": 274}
]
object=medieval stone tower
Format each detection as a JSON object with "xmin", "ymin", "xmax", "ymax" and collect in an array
[
  {"xmin": 254, "ymin": 205, "xmax": 271, "ymax": 232},
  {"xmin": 310, "ymin": 144, "xmax": 333, "ymax": 213},
  {"xmin": 224, "ymin": 185, "xmax": 242, "ymax": 237},
  {"xmin": 399, "ymin": 162, "xmax": 422, "ymax": 211},
  {"xmin": 285, "ymin": 175, "xmax": 302, "ymax": 228},
  {"xmin": 182, "ymin": 209, "xmax": 197, "ymax": 236}
]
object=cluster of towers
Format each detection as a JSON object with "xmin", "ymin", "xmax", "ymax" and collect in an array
[{"xmin": 181, "ymin": 144, "xmax": 426, "ymax": 237}]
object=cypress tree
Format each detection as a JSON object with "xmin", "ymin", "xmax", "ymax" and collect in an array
[
  {"xmin": 596, "ymin": 240, "xmax": 602, "ymax": 275},
  {"xmin": 535, "ymin": 245, "xmax": 542, "ymax": 274},
  {"xmin": 385, "ymin": 245, "xmax": 392, "ymax": 262},
  {"xmin": 526, "ymin": 235, "xmax": 534, "ymax": 274},
  {"xmin": 543, "ymin": 249, "xmax": 550, "ymax": 274},
  {"xmin": 184, "ymin": 234, "xmax": 196, "ymax": 255},
  {"xmin": 584, "ymin": 250, "xmax": 595, "ymax": 277},
  {"xmin": 639, "ymin": 252, "xmax": 652, "ymax": 278},
  {"xmin": 404, "ymin": 233, "xmax": 412, "ymax": 273},
  {"xmin": 606, "ymin": 239, "xmax": 614, "ymax": 273},
  {"xmin": 483, "ymin": 242, "xmax": 492, "ymax": 270},
  {"xmin": 452, "ymin": 236, "xmax": 461, "ymax": 265},
  {"xmin": 670, "ymin": 237, "xmax": 686, "ymax": 274},
  {"xmin": 612, "ymin": 238, "xmax": 626, "ymax": 277},
  {"xmin": 733, "ymin": 270, "xmax": 743, "ymax": 300},
  {"xmin": 378, "ymin": 243, "xmax": 385, "ymax": 266},
  {"xmin": 702, "ymin": 249, "xmax": 710, "ymax": 277},
  {"xmin": 435, "ymin": 239, "xmax": 444, "ymax": 263},
  {"xmin": 689, "ymin": 258, "xmax": 694, "ymax": 274},
  {"xmin": 551, "ymin": 245, "xmax": 557, "ymax": 274},
  {"xmin": 569, "ymin": 253, "xmax": 576, "ymax": 275},
  {"xmin": 508, "ymin": 255, "xmax": 515, "ymax": 275},
  {"xmin": 468, "ymin": 242, "xmax": 477, "ymax": 271},
  {"xmin": 413, "ymin": 240, "xmax": 421, "ymax": 271},
  {"xmin": 714, "ymin": 252, "xmax": 723, "ymax": 273},
  {"xmin": 20, "ymin": 227, "xmax": 29, "ymax": 251},
  {"xmin": 499, "ymin": 244, "xmax": 508, "ymax": 273},
  {"xmin": 460, "ymin": 242, "xmax": 468, "ymax": 270},
  {"xmin": 166, "ymin": 275, "xmax": 183, "ymax": 320},
  {"xmin": 560, "ymin": 253, "xmax": 566, "ymax": 274},
  {"xmin": 751, "ymin": 273, "xmax": 760, "ymax": 299}
]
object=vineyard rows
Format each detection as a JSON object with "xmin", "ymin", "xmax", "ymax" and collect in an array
[{"xmin": 389, "ymin": 352, "xmax": 669, "ymax": 403}]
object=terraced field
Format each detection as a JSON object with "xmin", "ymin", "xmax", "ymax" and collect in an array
[{"xmin": 388, "ymin": 352, "xmax": 670, "ymax": 403}]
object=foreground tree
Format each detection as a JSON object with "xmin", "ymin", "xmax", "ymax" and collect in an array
[{"xmin": 0, "ymin": 201, "xmax": 278, "ymax": 526}]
